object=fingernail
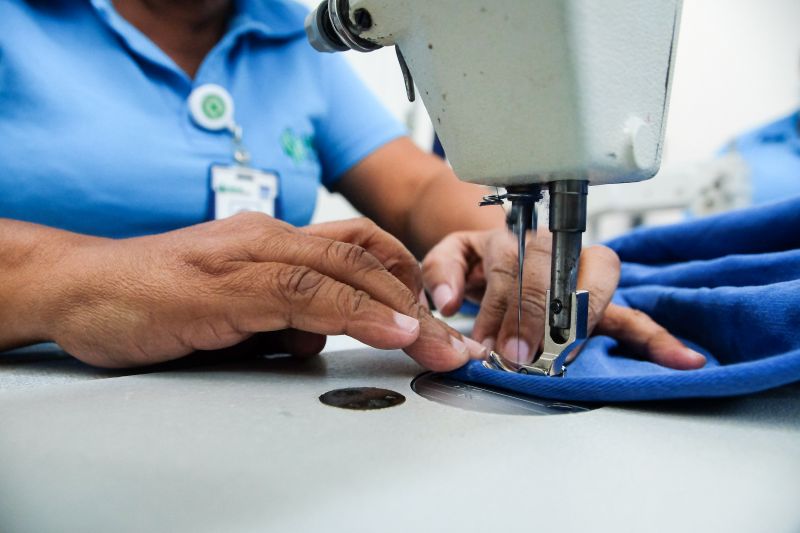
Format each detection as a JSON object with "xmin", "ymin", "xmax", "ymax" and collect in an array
[
  {"xmin": 481, "ymin": 337, "xmax": 496, "ymax": 351},
  {"xmin": 683, "ymin": 348, "xmax": 707, "ymax": 365},
  {"xmin": 463, "ymin": 337, "xmax": 488, "ymax": 359},
  {"xmin": 392, "ymin": 311, "xmax": 420, "ymax": 334},
  {"xmin": 450, "ymin": 335, "xmax": 469, "ymax": 356},
  {"xmin": 418, "ymin": 289, "xmax": 430, "ymax": 310},
  {"xmin": 432, "ymin": 284, "xmax": 454, "ymax": 311},
  {"xmin": 503, "ymin": 337, "xmax": 531, "ymax": 364}
]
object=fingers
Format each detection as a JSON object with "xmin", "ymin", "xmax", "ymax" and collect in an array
[
  {"xmin": 268, "ymin": 329, "xmax": 327, "ymax": 358},
  {"xmin": 218, "ymin": 263, "xmax": 481, "ymax": 371},
  {"xmin": 268, "ymin": 231, "xmax": 420, "ymax": 321},
  {"xmin": 202, "ymin": 330, "xmax": 327, "ymax": 359},
  {"xmin": 596, "ymin": 304, "xmax": 706, "ymax": 370},
  {"xmin": 223, "ymin": 263, "xmax": 421, "ymax": 350},
  {"xmin": 206, "ymin": 215, "xmax": 486, "ymax": 371},
  {"xmin": 474, "ymin": 238, "xmax": 621, "ymax": 367},
  {"xmin": 482, "ymin": 232, "xmax": 551, "ymax": 364},
  {"xmin": 560, "ymin": 245, "xmax": 620, "ymax": 364},
  {"xmin": 421, "ymin": 231, "xmax": 484, "ymax": 316},
  {"xmin": 404, "ymin": 311, "xmax": 487, "ymax": 371},
  {"xmin": 304, "ymin": 218, "xmax": 425, "ymax": 304},
  {"xmin": 576, "ymin": 245, "xmax": 621, "ymax": 332},
  {"xmin": 463, "ymin": 261, "xmax": 487, "ymax": 303},
  {"xmin": 471, "ymin": 230, "xmax": 523, "ymax": 355},
  {"xmin": 297, "ymin": 221, "xmax": 488, "ymax": 370},
  {"xmin": 227, "ymin": 215, "xmax": 419, "ymax": 318}
]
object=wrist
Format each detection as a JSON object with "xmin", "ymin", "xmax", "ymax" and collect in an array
[{"xmin": 0, "ymin": 222, "xmax": 102, "ymax": 350}]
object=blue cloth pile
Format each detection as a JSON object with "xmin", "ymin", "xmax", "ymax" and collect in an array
[{"xmin": 449, "ymin": 196, "xmax": 800, "ymax": 402}]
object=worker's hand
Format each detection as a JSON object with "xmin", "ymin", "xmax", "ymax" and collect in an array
[
  {"xmin": 421, "ymin": 228, "xmax": 706, "ymax": 370},
  {"xmin": 40, "ymin": 214, "xmax": 485, "ymax": 370}
]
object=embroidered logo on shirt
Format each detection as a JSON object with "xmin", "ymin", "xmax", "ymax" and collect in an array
[{"xmin": 281, "ymin": 128, "xmax": 317, "ymax": 165}]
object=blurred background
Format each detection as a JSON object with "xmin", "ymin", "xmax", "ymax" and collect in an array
[{"xmin": 301, "ymin": 0, "xmax": 800, "ymax": 241}]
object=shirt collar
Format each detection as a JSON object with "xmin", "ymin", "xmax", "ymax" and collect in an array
[
  {"xmin": 231, "ymin": 0, "xmax": 308, "ymax": 39},
  {"xmin": 89, "ymin": 0, "xmax": 307, "ymax": 37},
  {"xmin": 89, "ymin": 0, "xmax": 181, "ymax": 77},
  {"xmin": 88, "ymin": 0, "xmax": 307, "ymax": 83}
]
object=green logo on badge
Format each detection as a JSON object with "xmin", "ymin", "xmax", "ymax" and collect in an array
[
  {"xmin": 202, "ymin": 94, "xmax": 226, "ymax": 119},
  {"xmin": 281, "ymin": 128, "xmax": 317, "ymax": 165}
]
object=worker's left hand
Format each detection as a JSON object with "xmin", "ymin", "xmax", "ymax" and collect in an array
[{"xmin": 421, "ymin": 228, "xmax": 706, "ymax": 370}]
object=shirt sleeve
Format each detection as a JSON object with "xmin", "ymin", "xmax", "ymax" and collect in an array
[{"xmin": 313, "ymin": 53, "xmax": 408, "ymax": 189}]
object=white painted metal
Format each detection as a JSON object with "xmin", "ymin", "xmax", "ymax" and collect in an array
[
  {"xmin": 351, "ymin": 0, "xmax": 681, "ymax": 186},
  {"xmin": 1, "ymin": 344, "xmax": 799, "ymax": 532}
]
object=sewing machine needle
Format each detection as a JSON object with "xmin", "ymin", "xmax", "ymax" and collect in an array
[
  {"xmin": 512, "ymin": 198, "xmax": 539, "ymax": 365},
  {"xmin": 501, "ymin": 188, "xmax": 540, "ymax": 366},
  {"xmin": 516, "ymin": 208, "xmax": 525, "ymax": 364}
]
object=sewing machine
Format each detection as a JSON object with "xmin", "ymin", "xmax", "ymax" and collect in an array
[
  {"xmin": 3, "ymin": 5, "xmax": 798, "ymax": 532},
  {"xmin": 306, "ymin": 0, "xmax": 682, "ymax": 375}
]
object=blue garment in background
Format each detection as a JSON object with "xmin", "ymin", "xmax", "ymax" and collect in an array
[
  {"xmin": 450, "ymin": 196, "xmax": 800, "ymax": 402},
  {"xmin": 0, "ymin": 0, "xmax": 404, "ymax": 237},
  {"xmin": 721, "ymin": 111, "xmax": 800, "ymax": 205}
]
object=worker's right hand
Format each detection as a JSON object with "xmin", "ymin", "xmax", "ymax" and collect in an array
[
  {"xmin": 421, "ymin": 227, "xmax": 707, "ymax": 370},
  {"xmin": 28, "ymin": 214, "xmax": 484, "ymax": 370}
]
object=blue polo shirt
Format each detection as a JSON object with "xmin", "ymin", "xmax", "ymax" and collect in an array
[
  {"xmin": 721, "ymin": 111, "xmax": 800, "ymax": 205},
  {"xmin": 0, "ymin": 0, "xmax": 405, "ymax": 238}
]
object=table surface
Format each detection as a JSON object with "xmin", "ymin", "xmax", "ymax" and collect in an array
[{"xmin": 1, "ymin": 340, "xmax": 799, "ymax": 533}]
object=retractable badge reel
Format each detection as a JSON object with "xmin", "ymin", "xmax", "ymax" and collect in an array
[{"xmin": 188, "ymin": 84, "xmax": 279, "ymax": 220}]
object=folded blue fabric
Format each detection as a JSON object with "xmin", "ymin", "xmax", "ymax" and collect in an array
[{"xmin": 449, "ymin": 196, "xmax": 800, "ymax": 402}]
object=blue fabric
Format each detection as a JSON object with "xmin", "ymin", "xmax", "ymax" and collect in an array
[
  {"xmin": 720, "ymin": 111, "xmax": 800, "ymax": 205},
  {"xmin": 450, "ymin": 196, "xmax": 800, "ymax": 402},
  {"xmin": 0, "ymin": 0, "xmax": 404, "ymax": 238}
]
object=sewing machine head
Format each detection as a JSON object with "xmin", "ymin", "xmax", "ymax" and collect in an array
[{"xmin": 306, "ymin": 0, "xmax": 682, "ymax": 375}]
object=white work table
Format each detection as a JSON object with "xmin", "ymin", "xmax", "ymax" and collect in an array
[{"xmin": 1, "ymin": 336, "xmax": 799, "ymax": 533}]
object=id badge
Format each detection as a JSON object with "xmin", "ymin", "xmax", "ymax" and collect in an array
[{"xmin": 210, "ymin": 164, "xmax": 279, "ymax": 220}]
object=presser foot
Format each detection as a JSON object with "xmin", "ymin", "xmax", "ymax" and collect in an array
[{"xmin": 483, "ymin": 290, "xmax": 590, "ymax": 377}]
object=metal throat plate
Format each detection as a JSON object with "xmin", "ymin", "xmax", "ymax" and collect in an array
[{"xmin": 411, "ymin": 372, "xmax": 599, "ymax": 416}]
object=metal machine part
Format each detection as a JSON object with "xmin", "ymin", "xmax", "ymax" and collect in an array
[
  {"xmin": 548, "ymin": 180, "xmax": 588, "ymax": 339},
  {"xmin": 306, "ymin": 0, "xmax": 417, "ymax": 101},
  {"xmin": 305, "ymin": 0, "xmax": 378, "ymax": 53},
  {"xmin": 411, "ymin": 372, "xmax": 596, "ymax": 415},
  {"xmin": 533, "ymin": 290, "xmax": 589, "ymax": 375},
  {"xmin": 478, "ymin": 182, "xmax": 589, "ymax": 375},
  {"xmin": 505, "ymin": 186, "xmax": 541, "ymax": 238},
  {"xmin": 505, "ymin": 185, "xmax": 541, "ymax": 362},
  {"xmin": 319, "ymin": 387, "xmax": 406, "ymax": 410},
  {"xmin": 455, "ymin": 185, "xmax": 592, "ymax": 375},
  {"xmin": 484, "ymin": 290, "xmax": 589, "ymax": 376},
  {"xmin": 305, "ymin": 0, "xmax": 680, "ymax": 377}
]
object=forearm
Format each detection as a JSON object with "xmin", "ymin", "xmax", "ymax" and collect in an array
[
  {"xmin": 335, "ymin": 137, "xmax": 504, "ymax": 257},
  {"xmin": 0, "ymin": 220, "xmax": 95, "ymax": 351},
  {"xmin": 404, "ymin": 168, "xmax": 504, "ymax": 256}
]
